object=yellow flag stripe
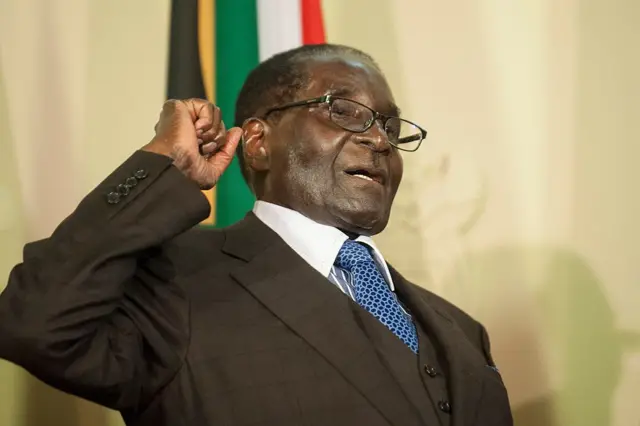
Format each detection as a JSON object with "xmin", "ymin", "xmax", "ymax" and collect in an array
[
  {"xmin": 198, "ymin": 0, "xmax": 215, "ymax": 102},
  {"xmin": 198, "ymin": 0, "xmax": 216, "ymax": 225}
]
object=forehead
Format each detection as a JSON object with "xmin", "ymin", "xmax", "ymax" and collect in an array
[{"xmin": 301, "ymin": 57, "xmax": 396, "ymax": 111}]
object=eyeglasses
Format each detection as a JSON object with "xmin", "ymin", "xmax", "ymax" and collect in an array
[{"xmin": 262, "ymin": 95, "xmax": 427, "ymax": 152}]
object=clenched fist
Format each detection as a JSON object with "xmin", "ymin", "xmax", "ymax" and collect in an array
[{"xmin": 143, "ymin": 99, "xmax": 242, "ymax": 189}]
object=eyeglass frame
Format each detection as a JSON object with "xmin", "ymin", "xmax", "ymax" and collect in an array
[{"xmin": 261, "ymin": 94, "xmax": 427, "ymax": 152}]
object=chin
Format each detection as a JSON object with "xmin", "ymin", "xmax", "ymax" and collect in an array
[{"xmin": 331, "ymin": 202, "xmax": 390, "ymax": 236}]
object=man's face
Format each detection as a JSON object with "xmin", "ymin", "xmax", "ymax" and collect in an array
[{"xmin": 261, "ymin": 57, "xmax": 404, "ymax": 236}]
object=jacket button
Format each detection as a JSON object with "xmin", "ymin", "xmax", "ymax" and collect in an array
[
  {"xmin": 125, "ymin": 176, "xmax": 138, "ymax": 187},
  {"xmin": 117, "ymin": 184, "xmax": 130, "ymax": 196},
  {"xmin": 134, "ymin": 169, "xmax": 148, "ymax": 179},
  {"xmin": 424, "ymin": 364, "xmax": 437, "ymax": 377},
  {"xmin": 106, "ymin": 191, "xmax": 121, "ymax": 204},
  {"xmin": 438, "ymin": 400, "xmax": 451, "ymax": 413}
]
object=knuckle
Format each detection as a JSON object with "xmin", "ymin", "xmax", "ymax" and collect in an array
[{"xmin": 162, "ymin": 99, "xmax": 180, "ymax": 113}]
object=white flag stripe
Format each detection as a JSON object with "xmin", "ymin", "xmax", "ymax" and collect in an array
[{"xmin": 257, "ymin": 0, "xmax": 303, "ymax": 61}]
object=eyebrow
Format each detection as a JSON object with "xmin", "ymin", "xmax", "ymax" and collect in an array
[{"xmin": 326, "ymin": 87, "xmax": 401, "ymax": 117}]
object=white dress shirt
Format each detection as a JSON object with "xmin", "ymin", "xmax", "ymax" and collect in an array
[{"xmin": 252, "ymin": 200, "xmax": 396, "ymax": 300}]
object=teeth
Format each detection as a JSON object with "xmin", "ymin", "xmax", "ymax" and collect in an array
[{"xmin": 353, "ymin": 174, "xmax": 374, "ymax": 181}]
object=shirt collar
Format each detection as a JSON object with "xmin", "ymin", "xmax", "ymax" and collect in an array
[{"xmin": 252, "ymin": 200, "xmax": 395, "ymax": 291}]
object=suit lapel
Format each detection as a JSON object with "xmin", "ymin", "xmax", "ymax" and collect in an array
[
  {"xmin": 222, "ymin": 214, "xmax": 423, "ymax": 426},
  {"xmin": 390, "ymin": 267, "xmax": 484, "ymax": 426}
]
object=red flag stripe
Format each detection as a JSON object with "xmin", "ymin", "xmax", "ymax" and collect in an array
[{"xmin": 300, "ymin": 0, "xmax": 326, "ymax": 44}]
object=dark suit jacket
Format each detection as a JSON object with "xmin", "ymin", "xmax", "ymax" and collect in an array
[{"xmin": 0, "ymin": 151, "xmax": 512, "ymax": 426}]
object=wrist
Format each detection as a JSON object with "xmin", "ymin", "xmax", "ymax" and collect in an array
[{"xmin": 142, "ymin": 138, "xmax": 175, "ymax": 160}]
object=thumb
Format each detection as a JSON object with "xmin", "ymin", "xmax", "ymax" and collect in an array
[{"xmin": 208, "ymin": 127, "xmax": 243, "ymax": 173}]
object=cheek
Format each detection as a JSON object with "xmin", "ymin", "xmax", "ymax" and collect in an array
[
  {"xmin": 280, "ymin": 128, "xmax": 341, "ymax": 199},
  {"xmin": 287, "ymin": 124, "xmax": 341, "ymax": 172},
  {"xmin": 390, "ymin": 151, "xmax": 404, "ymax": 189}
]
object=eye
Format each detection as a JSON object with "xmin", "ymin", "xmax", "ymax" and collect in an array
[
  {"xmin": 331, "ymin": 99, "xmax": 360, "ymax": 118},
  {"xmin": 385, "ymin": 121, "xmax": 401, "ymax": 139}
]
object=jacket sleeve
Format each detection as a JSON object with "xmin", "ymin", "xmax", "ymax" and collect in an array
[{"xmin": 0, "ymin": 150, "xmax": 210, "ymax": 412}]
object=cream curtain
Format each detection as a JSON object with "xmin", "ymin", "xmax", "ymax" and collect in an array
[{"xmin": 1, "ymin": 1, "xmax": 639, "ymax": 425}]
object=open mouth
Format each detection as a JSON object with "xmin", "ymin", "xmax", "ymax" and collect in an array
[{"xmin": 344, "ymin": 168, "xmax": 385, "ymax": 185}]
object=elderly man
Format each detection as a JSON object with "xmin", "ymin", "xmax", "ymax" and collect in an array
[{"xmin": 0, "ymin": 44, "xmax": 512, "ymax": 426}]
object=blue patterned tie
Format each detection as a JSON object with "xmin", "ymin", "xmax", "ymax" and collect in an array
[{"xmin": 335, "ymin": 240, "xmax": 419, "ymax": 353}]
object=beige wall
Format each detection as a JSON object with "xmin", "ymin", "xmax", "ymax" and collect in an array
[
  {"xmin": 1, "ymin": 1, "xmax": 638, "ymax": 425},
  {"xmin": 325, "ymin": 1, "xmax": 640, "ymax": 425}
]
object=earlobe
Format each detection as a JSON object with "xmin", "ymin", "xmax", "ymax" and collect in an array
[{"xmin": 242, "ymin": 118, "xmax": 270, "ymax": 172}]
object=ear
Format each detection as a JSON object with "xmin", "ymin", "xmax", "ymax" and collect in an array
[{"xmin": 242, "ymin": 118, "xmax": 270, "ymax": 172}]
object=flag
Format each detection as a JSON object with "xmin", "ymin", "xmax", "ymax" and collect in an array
[
  {"xmin": 166, "ymin": 0, "xmax": 219, "ymax": 225},
  {"xmin": 166, "ymin": 0, "xmax": 326, "ymax": 227}
]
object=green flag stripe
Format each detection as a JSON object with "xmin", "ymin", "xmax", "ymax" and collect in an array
[{"xmin": 214, "ymin": 0, "xmax": 258, "ymax": 228}]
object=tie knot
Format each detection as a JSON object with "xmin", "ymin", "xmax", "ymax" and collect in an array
[{"xmin": 335, "ymin": 240, "xmax": 374, "ymax": 271}]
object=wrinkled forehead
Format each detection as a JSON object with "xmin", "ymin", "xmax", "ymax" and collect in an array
[{"xmin": 301, "ymin": 57, "xmax": 399, "ymax": 116}]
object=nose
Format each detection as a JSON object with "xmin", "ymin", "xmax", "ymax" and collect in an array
[{"xmin": 353, "ymin": 119, "xmax": 391, "ymax": 153}]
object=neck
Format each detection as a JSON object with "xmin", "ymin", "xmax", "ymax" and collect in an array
[{"xmin": 339, "ymin": 229, "xmax": 360, "ymax": 240}]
